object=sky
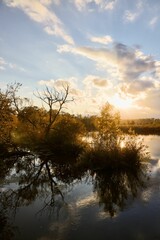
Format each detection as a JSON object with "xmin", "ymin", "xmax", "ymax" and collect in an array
[{"xmin": 0, "ymin": 0, "xmax": 160, "ymax": 118}]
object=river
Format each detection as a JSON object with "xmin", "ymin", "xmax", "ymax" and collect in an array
[{"xmin": 1, "ymin": 135, "xmax": 160, "ymax": 240}]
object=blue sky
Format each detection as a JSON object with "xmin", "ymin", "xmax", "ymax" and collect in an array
[{"xmin": 0, "ymin": 0, "xmax": 160, "ymax": 118}]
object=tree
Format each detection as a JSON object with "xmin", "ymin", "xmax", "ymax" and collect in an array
[
  {"xmin": 46, "ymin": 113, "xmax": 86, "ymax": 157},
  {"xmin": 13, "ymin": 84, "xmax": 77, "ymax": 152},
  {"xmin": 14, "ymin": 106, "xmax": 47, "ymax": 147},
  {"xmin": 0, "ymin": 83, "xmax": 20, "ymax": 150},
  {"xmin": 34, "ymin": 85, "xmax": 73, "ymax": 138},
  {"xmin": 95, "ymin": 103, "xmax": 121, "ymax": 150}
]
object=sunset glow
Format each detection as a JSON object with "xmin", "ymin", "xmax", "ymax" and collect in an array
[
  {"xmin": 110, "ymin": 95, "xmax": 133, "ymax": 110},
  {"xmin": 0, "ymin": 0, "xmax": 160, "ymax": 118}
]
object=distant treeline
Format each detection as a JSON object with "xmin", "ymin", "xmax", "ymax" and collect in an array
[
  {"xmin": 119, "ymin": 118, "xmax": 160, "ymax": 135},
  {"xmin": 80, "ymin": 116, "xmax": 160, "ymax": 135},
  {"xmin": 120, "ymin": 126, "xmax": 160, "ymax": 135}
]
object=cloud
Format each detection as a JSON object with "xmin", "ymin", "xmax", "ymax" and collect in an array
[
  {"xmin": 0, "ymin": 57, "xmax": 6, "ymax": 70},
  {"xmin": 39, "ymin": 0, "xmax": 52, "ymax": 5},
  {"xmin": 123, "ymin": 10, "xmax": 139, "ymax": 22},
  {"xmin": 0, "ymin": 56, "xmax": 27, "ymax": 72},
  {"xmin": 135, "ymin": 86, "xmax": 160, "ymax": 115},
  {"xmin": 3, "ymin": 0, "xmax": 74, "ymax": 44},
  {"xmin": 39, "ymin": 77, "xmax": 77, "ymax": 87},
  {"xmin": 123, "ymin": 1, "xmax": 144, "ymax": 23},
  {"xmin": 58, "ymin": 43, "xmax": 155, "ymax": 83},
  {"xmin": 73, "ymin": 0, "xmax": 86, "ymax": 11},
  {"xmin": 73, "ymin": 0, "xmax": 117, "ymax": 11},
  {"xmin": 37, "ymin": 65, "xmax": 160, "ymax": 117},
  {"xmin": 103, "ymin": 0, "xmax": 117, "ymax": 10},
  {"xmin": 89, "ymin": 35, "xmax": 113, "ymax": 45},
  {"xmin": 57, "ymin": 41, "xmax": 160, "ymax": 116},
  {"xmin": 38, "ymin": 75, "xmax": 113, "ymax": 115},
  {"xmin": 155, "ymin": 61, "xmax": 160, "ymax": 79},
  {"xmin": 40, "ymin": 0, "xmax": 61, "ymax": 6},
  {"xmin": 38, "ymin": 77, "xmax": 81, "ymax": 97},
  {"xmin": 118, "ymin": 77, "xmax": 155, "ymax": 98},
  {"xmin": 116, "ymin": 76, "xmax": 160, "ymax": 117},
  {"xmin": 8, "ymin": 63, "xmax": 26, "ymax": 72},
  {"xmin": 149, "ymin": 16, "xmax": 159, "ymax": 28},
  {"xmin": 83, "ymin": 75, "xmax": 111, "ymax": 88},
  {"xmin": 57, "ymin": 44, "xmax": 73, "ymax": 53}
]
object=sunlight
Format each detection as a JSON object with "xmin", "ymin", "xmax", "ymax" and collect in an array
[
  {"xmin": 110, "ymin": 95, "xmax": 133, "ymax": 109},
  {"xmin": 120, "ymin": 141, "xmax": 125, "ymax": 149}
]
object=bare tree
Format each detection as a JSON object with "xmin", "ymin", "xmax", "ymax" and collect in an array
[{"xmin": 34, "ymin": 85, "xmax": 73, "ymax": 137}]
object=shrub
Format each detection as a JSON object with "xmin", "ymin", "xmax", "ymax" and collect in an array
[{"xmin": 78, "ymin": 104, "xmax": 149, "ymax": 170}]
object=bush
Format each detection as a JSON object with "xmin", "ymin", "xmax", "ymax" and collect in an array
[
  {"xmin": 78, "ymin": 104, "xmax": 149, "ymax": 170},
  {"xmin": 41, "ymin": 114, "xmax": 87, "ymax": 159}
]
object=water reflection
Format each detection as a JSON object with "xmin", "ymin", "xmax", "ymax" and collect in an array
[
  {"xmin": 0, "ymin": 149, "xmax": 149, "ymax": 239},
  {"xmin": 92, "ymin": 168, "xmax": 146, "ymax": 217}
]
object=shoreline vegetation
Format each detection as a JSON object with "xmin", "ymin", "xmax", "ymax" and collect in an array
[
  {"xmin": 120, "ymin": 125, "xmax": 160, "ymax": 135},
  {"xmin": 119, "ymin": 118, "xmax": 160, "ymax": 135},
  {"xmin": 0, "ymin": 83, "xmax": 150, "ymax": 171},
  {"xmin": 0, "ymin": 83, "xmax": 151, "ymax": 236}
]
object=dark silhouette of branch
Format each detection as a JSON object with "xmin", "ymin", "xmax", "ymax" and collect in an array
[{"xmin": 34, "ymin": 84, "xmax": 73, "ymax": 137}]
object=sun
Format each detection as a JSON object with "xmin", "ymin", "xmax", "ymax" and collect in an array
[{"xmin": 110, "ymin": 95, "xmax": 133, "ymax": 110}]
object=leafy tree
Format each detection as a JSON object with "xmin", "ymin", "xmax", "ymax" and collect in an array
[
  {"xmin": 0, "ymin": 83, "xmax": 20, "ymax": 151},
  {"xmin": 95, "ymin": 103, "xmax": 121, "ymax": 150},
  {"xmin": 14, "ymin": 106, "xmax": 47, "ymax": 147},
  {"xmin": 46, "ymin": 113, "xmax": 86, "ymax": 158},
  {"xmin": 13, "ymin": 85, "xmax": 75, "ymax": 151},
  {"xmin": 79, "ymin": 102, "xmax": 149, "ymax": 170},
  {"xmin": 80, "ymin": 115, "xmax": 97, "ymax": 132}
]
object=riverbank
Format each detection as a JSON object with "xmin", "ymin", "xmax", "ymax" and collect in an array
[{"xmin": 120, "ymin": 126, "xmax": 160, "ymax": 135}]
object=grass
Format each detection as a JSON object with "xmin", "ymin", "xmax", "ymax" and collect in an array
[{"xmin": 78, "ymin": 134, "xmax": 149, "ymax": 171}]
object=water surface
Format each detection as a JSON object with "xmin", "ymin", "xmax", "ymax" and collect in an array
[{"xmin": 1, "ymin": 135, "xmax": 160, "ymax": 240}]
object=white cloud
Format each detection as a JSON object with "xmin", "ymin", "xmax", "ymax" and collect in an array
[
  {"xmin": 73, "ymin": 0, "xmax": 86, "ymax": 11},
  {"xmin": 38, "ymin": 75, "xmax": 113, "ymax": 115},
  {"xmin": 136, "ymin": 0, "xmax": 145, "ymax": 9},
  {"xmin": 39, "ymin": 0, "xmax": 52, "ymax": 6},
  {"xmin": 0, "ymin": 56, "xmax": 26, "ymax": 72},
  {"xmin": 57, "ymin": 44, "xmax": 73, "ymax": 53},
  {"xmin": 58, "ymin": 43, "xmax": 155, "ymax": 83},
  {"xmin": 40, "ymin": 0, "xmax": 61, "ymax": 6},
  {"xmin": 57, "ymin": 42, "xmax": 160, "ymax": 116},
  {"xmin": 149, "ymin": 16, "xmax": 159, "ymax": 28},
  {"xmin": 83, "ymin": 75, "xmax": 111, "ymax": 88},
  {"xmin": 0, "ymin": 66, "xmax": 5, "ymax": 71},
  {"xmin": 3, "ymin": 0, "xmax": 74, "ymax": 45},
  {"xmin": 103, "ymin": 0, "xmax": 117, "ymax": 10},
  {"xmin": 0, "ymin": 57, "xmax": 6, "ymax": 65},
  {"xmin": 123, "ymin": 0, "xmax": 144, "ymax": 23},
  {"xmin": 73, "ymin": 0, "xmax": 117, "ymax": 11},
  {"xmin": 135, "ymin": 86, "xmax": 160, "ymax": 115},
  {"xmin": 123, "ymin": 0, "xmax": 146, "ymax": 22},
  {"xmin": 38, "ymin": 77, "xmax": 80, "ymax": 99},
  {"xmin": 39, "ymin": 77, "xmax": 77, "ymax": 88},
  {"xmin": 155, "ymin": 61, "xmax": 160, "ymax": 79},
  {"xmin": 0, "ymin": 57, "xmax": 6, "ymax": 71},
  {"xmin": 90, "ymin": 35, "xmax": 113, "ymax": 45},
  {"xmin": 8, "ymin": 63, "xmax": 26, "ymax": 72},
  {"xmin": 123, "ymin": 10, "xmax": 139, "ymax": 22},
  {"xmin": 118, "ymin": 77, "xmax": 156, "ymax": 98}
]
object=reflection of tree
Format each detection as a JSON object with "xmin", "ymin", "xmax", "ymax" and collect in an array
[
  {"xmin": 92, "ymin": 168, "xmax": 146, "ymax": 217},
  {"xmin": 0, "ymin": 189, "xmax": 18, "ymax": 240},
  {"xmin": 0, "ymin": 210, "xmax": 15, "ymax": 240},
  {"xmin": 0, "ymin": 154, "xmax": 85, "ymax": 215},
  {"xmin": 0, "ymin": 152, "xmax": 148, "ymax": 237}
]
